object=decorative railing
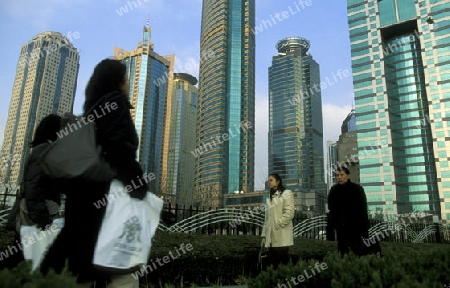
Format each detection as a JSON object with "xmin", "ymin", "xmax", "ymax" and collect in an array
[{"xmin": 1, "ymin": 205, "xmax": 448, "ymax": 244}]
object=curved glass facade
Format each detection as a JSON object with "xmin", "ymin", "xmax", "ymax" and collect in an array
[
  {"xmin": 385, "ymin": 34, "xmax": 439, "ymax": 213},
  {"xmin": 162, "ymin": 74, "xmax": 198, "ymax": 206},
  {"xmin": 194, "ymin": 0, "xmax": 255, "ymax": 207}
]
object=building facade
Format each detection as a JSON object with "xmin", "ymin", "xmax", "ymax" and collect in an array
[
  {"xmin": 160, "ymin": 73, "xmax": 198, "ymax": 206},
  {"xmin": 347, "ymin": 0, "xmax": 450, "ymax": 223},
  {"xmin": 193, "ymin": 0, "xmax": 256, "ymax": 207},
  {"xmin": 332, "ymin": 109, "xmax": 359, "ymax": 183},
  {"xmin": 268, "ymin": 37, "xmax": 327, "ymax": 213},
  {"xmin": 341, "ymin": 108, "xmax": 357, "ymax": 134},
  {"xmin": 0, "ymin": 31, "xmax": 79, "ymax": 188},
  {"xmin": 335, "ymin": 131, "xmax": 359, "ymax": 183},
  {"xmin": 327, "ymin": 141, "xmax": 337, "ymax": 191},
  {"xmin": 114, "ymin": 25, "xmax": 174, "ymax": 194}
]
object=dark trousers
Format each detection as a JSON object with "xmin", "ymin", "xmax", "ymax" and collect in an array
[
  {"xmin": 336, "ymin": 229, "xmax": 362, "ymax": 257},
  {"xmin": 40, "ymin": 181, "xmax": 109, "ymax": 283},
  {"xmin": 264, "ymin": 247, "xmax": 290, "ymax": 270}
]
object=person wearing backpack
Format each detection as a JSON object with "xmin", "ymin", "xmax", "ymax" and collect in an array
[
  {"xmin": 40, "ymin": 59, "xmax": 146, "ymax": 288},
  {"xmin": 20, "ymin": 114, "xmax": 63, "ymax": 230},
  {"xmin": 3, "ymin": 114, "xmax": 62, "ymax": 269}
]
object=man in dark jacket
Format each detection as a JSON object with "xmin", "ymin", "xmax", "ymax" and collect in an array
[{"xmin": 328, "ymin": 166, "xmax": 369, "ymax": 256}]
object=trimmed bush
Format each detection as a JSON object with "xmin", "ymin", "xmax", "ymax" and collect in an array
[
  {"xmin": 0, "ymin": 261, "xmax": 76, "ymax": 288},
  {"xmin": 1, "ymin": 228, "xmax": 449, "ymax": 287},
  {"xmin": 248, "ymin": 245, "xmax": 450, "ymax": 288}
]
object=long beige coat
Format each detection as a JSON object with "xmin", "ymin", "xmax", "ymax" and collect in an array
[{"xmin": 262, "ymin": 189, "xmax": 294, "ymax": 248}]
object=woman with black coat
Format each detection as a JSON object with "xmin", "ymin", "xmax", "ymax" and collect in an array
[
  {"xmin": 40, "ymin": 59, "xmax": 146, "ymax": 287},
  {"xmin": 21, "ymin": 114, "xmax": 62, "ymax": 230},
  {"xmin": 3, "ymin": 114, "xmax": 62, "ymax": 271}
]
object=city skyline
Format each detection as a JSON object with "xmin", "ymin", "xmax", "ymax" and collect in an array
[{"xmin": 0, "ymin": 1, "xmax": 355, "ymax": 190}]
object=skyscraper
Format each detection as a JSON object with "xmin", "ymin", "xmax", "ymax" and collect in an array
[
  {"xmin": 161, "ymin": 73, "xmax": 198, "ymax": 206},
  {"xmin": 0, "ymin": 31, "xmax": 80, "ymax": 187},
  {"xmin": 193, "ymin": 0, "xmax": 255, "ymax": 207},
  {"xmin": 114, "ymin": 25, "xmax": 174, "ymax": 194},
  {"xmin": 268, "ymin": 37, "xmax": 326, "ymax": 212},
  {"xmin": 347, "ymin": 0, "xmax": 450, "ymax": 223}
]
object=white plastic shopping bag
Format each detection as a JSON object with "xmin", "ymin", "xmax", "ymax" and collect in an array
[
  {"xmin": 20, "ymin": 218, "xmax": 64, "ymax": 271},
  {"xmin": 93, "ymin": 179, "xmax": 163, "ymax": 273}
]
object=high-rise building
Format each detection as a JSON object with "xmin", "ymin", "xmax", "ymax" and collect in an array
[
  {"xmin": 328, "ymin": 110, "xmax": 359, "ymax": 191},
  {"xmin": 327, "ymin": 141, "xmax": 337, "ymax": 191},
  {"xmin": 341, "ymin": 108, "xmax": 357, "ymax": 134},
  {"xmin": 114, "ymin": 25, "xmax": 174, "ymax": 194},
  {"xmin": 347, "ymin": 0, "xmax": 450, "ymax": 223},
  {"xmin": 268, "ymin": 37, "xmax": 327, "ymax": 212},
  {"xmin": 193, "ymin": 0, "xmax": 255, "ymax": 207},
  {"xmin": 160, "ymin": 73, "xmax": 198, "ymax": 206},
  {"xmin": 0, "ymin": 31, "xmax": 80, "ymax": 188},
  {"xmin": 333, "ymin": 109, "xmax": 359, "ymax": 183}
]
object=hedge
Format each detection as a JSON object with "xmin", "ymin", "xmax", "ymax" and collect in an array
[
  {"xmin": 1, "ymin": 228, "xmax": 450, "ymax": 287},
  {"xmin": 248, "ymin": 247, "xmax": 450, "ymax": 288}
]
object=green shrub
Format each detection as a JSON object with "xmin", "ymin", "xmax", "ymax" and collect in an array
[
  {"xmin": 248, "ymin": 245, "xmax": 450, "ymax": 288},
  {"xmin": 0, "ymin": 261, "xmax": 76, "ymax": 288},
  {"xmin": 0, "ymin": 227, "xmax": 15, "ymax": 251},
  {"xmin": 1, "ymin": 228, "xmax": 449, "ymax": 287}
]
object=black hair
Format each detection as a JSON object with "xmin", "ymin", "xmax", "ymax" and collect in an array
[
  {"xmin": 30, "ymin": 114, "xmax": 62, "ymax": 147},
  {"xmin": 336, "ymin": 166, "xmax": 350, "ymax": 175},
  {"xmin": 269, "ymin": 173, "xmax": 285, "ymax": 199},
  {"xmin": 84, "ymin": 58, "xmax": 127, "ymax": 112}
]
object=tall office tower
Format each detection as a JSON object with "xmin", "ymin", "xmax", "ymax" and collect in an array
[
  {"xmin": 347, "ymin": 0, "xmax": 450, "ymax": 223},
  {"xmin": 114, "ymin": 25, "xmax": 174, "ymax": 194},
  {"xmin": 193, "ymin": 0, "xmax": 256, "ymax": 208},
  {"xmin": 0, "ymin": 31, "xmax": 80, "ymax": 188},
  {"xmin": 160, "ymin": 73, "xmax": 198, "ymax": 206},
  {"xmin": 268, "ymin": 37, "xmax": 327, "ymax": 212}
]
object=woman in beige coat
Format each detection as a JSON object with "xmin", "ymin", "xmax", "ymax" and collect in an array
[{"xmin": 261, "ymin": 173, "xmax": 295, "ymax": 269}]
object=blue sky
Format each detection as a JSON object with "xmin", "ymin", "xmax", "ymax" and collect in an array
[{"xmin": 0, "ymin": 0, "xmax": 355, "ymax": 189}]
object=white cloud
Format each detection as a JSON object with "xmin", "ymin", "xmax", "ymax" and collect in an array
[
  {"xmin": 254, "ymin": 94, "xmax": 269, "ymax": 190},
  {"xmin": 322, "ymin": 102, "xmax": 353, "ymax": 143},
  {"xmin": 173, "ymin": 55, "xmax": 201, "ymax": 79}
]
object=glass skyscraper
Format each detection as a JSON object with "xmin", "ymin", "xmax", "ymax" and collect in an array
[
  {"xmin": 114, "ymin": 25, "xmax": 173, "ymax": 194},
  {"xmin": 268, "ymin": 37, "xmax": 326, "ymax": 212},
  {"xmin": 160, "ymin": 73, "xmax": 198, "ymax": 206},
  {"xmin": 347, "ymin": 0, "xmax": 450, "ymax": 223},
  {"xmin": 341, "ymin": 109, "xmax": 357, "ymax": 134},
  {"xmin": 0, "ymin": 31, "xmax": 79, "ymax": 189},
  {"xmin": 194, "ymin": 0, "xmax": 255, "ymax": 208}
]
